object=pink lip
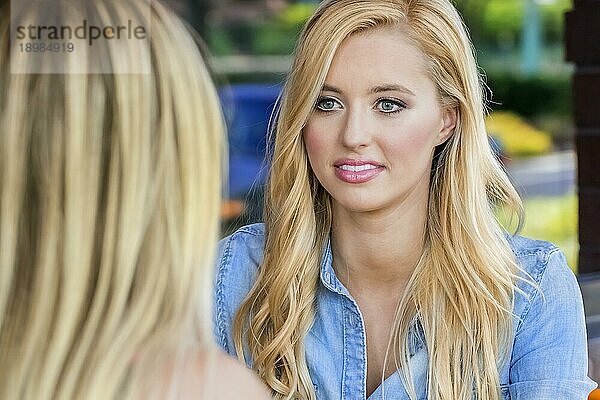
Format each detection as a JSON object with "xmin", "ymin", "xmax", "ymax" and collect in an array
[
  {"xmin": 333, "ymin": 159, "xmax": 385, "ymax": 184},
  {"xmin": 333, "ymin": 159, "xmax": 383, "ymax": 167}
]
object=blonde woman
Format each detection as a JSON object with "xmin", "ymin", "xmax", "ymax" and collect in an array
[
  {"xmin": 0, "ymin": 0, "xmax": 269, "ymax": 399},
  {"xmin": 214, "ymin": 0, "xmax": 596, "ymax": 399}
]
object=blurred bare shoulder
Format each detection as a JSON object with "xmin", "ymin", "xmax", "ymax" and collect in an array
[
  {"xmin": 213, "ymin": 351, "xmax": 272, "ymax": 399},
  {"xmin": 174, "ymin": 349, "xmax": 271, "ymax": 399},
  {"xmin": 149, "ymin": 348, "xmax": 271, "ymax": 399}
]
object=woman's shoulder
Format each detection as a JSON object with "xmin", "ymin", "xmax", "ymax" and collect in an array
[
  {"xmin": 214, "ymin": 223, "xmax": 266, "ymax": 354},
  {"xmin": 505, "ymin": 234, "xmax": 581, "ymax": 331},
  {"xmin": 218, "ymin": 222, "xmax": 266, "ymax": 254},
  {"xmin": 506, "ymin": 233, "xmax": 558, "ymax": 258},
  {"xmin": 175, "ymin": 350, "xmax": 271, "ymax": 400},
  {"xmin": 216, "ymin": 222, "xmax": 266, "ymax": 286},
  {"xmin": 501, "ymin": 236, "xmax": 594, "ymax": 396},
  {"xmin": 211, "ymin": 351, "xmax": 271, "ymax": 399},
  {"xmin": 505, "ymin": 234, "xmax": 573, "ymax": 286}
]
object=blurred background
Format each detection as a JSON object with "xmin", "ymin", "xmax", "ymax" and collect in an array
[{"xmin": 164, "ymin": 0, "xmax": 600, "ymax": 390}]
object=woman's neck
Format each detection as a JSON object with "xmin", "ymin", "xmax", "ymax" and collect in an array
[{"xmin": 330, "ymin": 199, "xmax": 427, "ymax": 297}]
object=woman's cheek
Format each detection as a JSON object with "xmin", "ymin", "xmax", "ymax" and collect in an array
[{"xmin": 303, "ymin": 124, "xmax": 330, "ymax": 161}]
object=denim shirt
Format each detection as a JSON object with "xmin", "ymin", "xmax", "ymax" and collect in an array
[{"xmin": 213, "ymin": 223, "xmax": 597, "ymax": 399}]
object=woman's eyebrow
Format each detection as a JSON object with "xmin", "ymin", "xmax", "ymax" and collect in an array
[
  {"xmin": 320, "ymin": 83, "xmax": 416, "ymax": 96},
  {"xmin": 370, "ymin": 84, "xmax": 415, "ymax": 96},
  {"xmin": 321, "ymin": 84, "xmax": 342, "ymax": 93}
]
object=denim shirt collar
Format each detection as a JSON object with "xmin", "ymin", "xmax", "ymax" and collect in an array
[{"xmin": 319, "ymin": 235, "xmax": 348, "ymax": 295}]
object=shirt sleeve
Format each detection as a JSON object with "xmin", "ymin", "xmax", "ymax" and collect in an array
[{"xmin": 508, "ymin": 248, "xmax": 597, "ymax": 399}]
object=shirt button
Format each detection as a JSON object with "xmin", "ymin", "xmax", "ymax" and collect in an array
[{"xmin": 324, "ymin": 271, "xmax": 331, "ymax": 283}]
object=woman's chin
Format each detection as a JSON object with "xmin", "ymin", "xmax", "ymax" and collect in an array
[{"xmin": 331, "ymin": 197, "xmax": 387, "ymax": 214}]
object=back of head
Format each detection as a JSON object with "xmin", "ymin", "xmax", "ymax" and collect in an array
[{"xmin": 0, "ymin": 0, "xmax": 224, "ymax": 398}]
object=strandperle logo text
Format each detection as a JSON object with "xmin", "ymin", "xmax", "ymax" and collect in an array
[{"xmin": 16, "ymin": 19, "xmax": 147, "ymax": 46}]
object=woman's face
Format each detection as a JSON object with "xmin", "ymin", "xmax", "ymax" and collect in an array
[{"xmin": 303, "ymin": 26, "xmax": 456, "ymax": 214}]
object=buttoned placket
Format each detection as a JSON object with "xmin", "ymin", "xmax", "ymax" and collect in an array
[
  {"xmin": 319, "ymin": 238, "xmax": 427, "ymax": 400},
  {"xmin": 321, "ymin": 272, "xmax": 368, "ymax": 399},
  {"xmin": 320, "ymin": 242, "xmax": 365, "ymax": 399}
]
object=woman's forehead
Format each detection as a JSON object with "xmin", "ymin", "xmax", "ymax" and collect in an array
[{"xmin": 321, "ymin": 26, "xmax": 433, "ymax": 95}]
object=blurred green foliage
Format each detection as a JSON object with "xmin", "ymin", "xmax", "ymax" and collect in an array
[
  {"xmin": 454, "ymin": 0, "xmax": 572, "ymax": 47},
  {"xmin": 483, "ymin": 0, "xmax": 522, "ymax": 47},
  {"xmin": 278, "ymin": 3, "xmax": 317, "ymax": 25},
  {"xmin": 253, "ymin": 3, "xmax": 316, "ymax": 54},
  {"xmin": 498, "ymin": 194, "xmax": 578, "ymax": 272},
  {"xmin": 208, "ymin": 1, "xmax": 572, "ymax": 55},
  {"xmin": 207, "ymin": 3, "xmax": 317, "ymax": 56},
  {"xmin": 485, "ymin": 71, "xmax": 571, "ymax": 118}
]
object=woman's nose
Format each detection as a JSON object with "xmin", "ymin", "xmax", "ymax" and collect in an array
[{"xmin": 341, "ymin": 108, "xmax": 373, "ymax": 150}]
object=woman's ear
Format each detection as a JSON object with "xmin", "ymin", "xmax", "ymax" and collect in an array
[{"xmin": 437, "ymin": 107, "xmax": 457, "ymax": 146}]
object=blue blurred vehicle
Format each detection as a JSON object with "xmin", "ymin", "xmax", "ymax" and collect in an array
[{"xmin": 219, "ymin": 83, "xmax": 281, "ymax": 225}]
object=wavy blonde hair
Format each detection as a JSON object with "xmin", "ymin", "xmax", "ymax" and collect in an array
[
  {"xmin": 0, "ymin": 1, "xmax": 224, "ymax": 399},
  {"xmin": 233, "ymin": 0, "xmax": 526, "ymax": 399}
]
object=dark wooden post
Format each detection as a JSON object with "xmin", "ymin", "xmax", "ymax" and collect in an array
[{"xmin": 565, "ymin": 0, "xmax": 600, "ymax": 274}]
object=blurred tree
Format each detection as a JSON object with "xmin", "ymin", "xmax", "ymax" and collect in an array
[
  {"xmin": 455, "ymin": 0, "xmax": 571, "ymax": 47},
  {"xmin": 454, "ymin": 0, "xmax": 492, "ymax": 45},
  {"xmin": 253, "ymin": 2, "xmax": 316, "ymax": 54},
  {"xmin": 484, "ymin": 0, "xmax": 522, "ymax": 48}
]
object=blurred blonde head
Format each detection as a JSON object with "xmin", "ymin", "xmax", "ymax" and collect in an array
[
  {"xmin": 233, "ymin": 0, "xmax": 524, "ymax": 399},
  {"xmin": 0, "ymin": 0, "xmax": 224, "ymax": 399}
]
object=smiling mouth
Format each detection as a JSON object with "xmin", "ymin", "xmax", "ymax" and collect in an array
[
  {"xmin": 333, "ymin": 163, "xmax": 385, "ymax": 184},
  {"xmin": 336, "ymin": 163, "xmax": 380, "ymax": 172}
]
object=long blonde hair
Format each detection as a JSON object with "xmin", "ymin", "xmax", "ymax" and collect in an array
[
  {"xmin": 233, "ymin": 1, "xmax": 525, "ymax": 399},
  {"xmin": 0, "ymin": 0, "xmax": 224, "ymax": 399}
]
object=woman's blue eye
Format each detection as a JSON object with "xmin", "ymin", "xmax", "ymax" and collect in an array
[
  {"xmin": 376, "ymin": 99, "xmax": 405, "ymax": 113},
  {"xmin": 316, "ymin": 97, "xmax": 342, "ymax": 111}
]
